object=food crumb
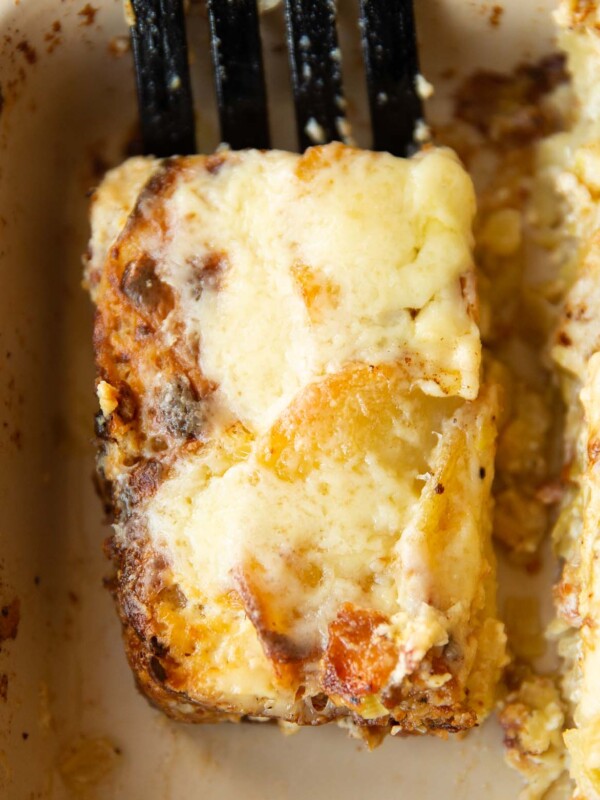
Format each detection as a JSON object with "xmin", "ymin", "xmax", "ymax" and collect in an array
[
  {"xmin": 108, "ymin": 35, "xmax": 129, "ymax": 58},
  {"xmin": 490, "ymin": 5, "xmax": 504, "ymax": 27},
  {"xmin": 305, "ymin": 117, "xmax": 326, "ymax": 145},
  {"xmin": 44, "ymin": 20, "xmax": 62, "ymax": 53},
  {"xmin": 78, "ymin": 4, "xmax": 98, "ymax": 27},
  {"xmin": 415, "ymin": 74, "xmax": 434, "ymax": 100},
  {"xmin": 0, "ymin": 597, "xmax": 20, "ymax": 645},
  {"xmin": 58, "ymin": 737, "xmax": 120, "ymax": 792},
  {"xmin": 16, "ymin": 40, "xmax": 37, "ymax": 65},
  {"xmin": 414, "ymin": 119, "xmax": 432, "ymax": 144}
]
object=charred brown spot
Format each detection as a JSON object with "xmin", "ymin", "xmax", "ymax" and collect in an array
[
  {"xmin": 150, "ymin": 635, "xmax": 168, "ymax": 657},
  {"xmin": 557, "ymin": 331, "xmax": 572, "ymax": 347},
  {"xmin": 115, "ymin": 380, "xmax": 138, "ymax": 423},
  {"xmin": 142, "ymin": 159, "xmax": 181, "ymax": 201},
  {"xmin": 17, "ymin": 40, "xmax": 37, "ymax": 65},
  {"xmin": 205, "ymin": 153, "xmax": 226, "ymax": 174},
  {"xmin": 124, "ymin": 160, "xmax": 182, "ymax": 237},
  {"xmin": 130, "ymin": 459, "xmax": 163, "ymax": 500},
  {"xmin": 0, "ymin": 598, "xmax": 20, "ymax": 645},
  {"xmin": 258, "ymin": 631, "xmax": 314, "ymax": 664},
  {"xmin": 310, "ymin": 693, "xmax": 328, "ymax": 712},
  {"xmin": 187, "ymin": 251, "xmax": 228, "ymax": 299},
  {"xmin": 322, "ymin": 604, "xmax": 397, "ymax": 701},
  {"xmin": 408, "ymin": 308, "xmax": 420, "ymax": 320},
  {"xmin": 154, "ymin": 375, "xmax": 206, "ymax": 440},
  {"xmin": 120, "ymin": 254, "xmax": 174, "ymax": 320},
  {"xmin": 149, "ymin": 656, "xmax": 167, "ymax": 683},
  {"xmin": 135, "ymin": 323, "xmax": 152, "ymax": 340},
  {"xmin": 120, "ymin": 459, "xmax": 164, "ymax": 518},
  {"xmin": 234, "ymin": 567, "xmax": 316, "ymax": 667},
  {"xmin": 78, "ymin": 3, "xmax": 98, "ymax": 26},
  {"xmin": 435, "ymin": 483, "xmax": 445, "ymax": 494}
]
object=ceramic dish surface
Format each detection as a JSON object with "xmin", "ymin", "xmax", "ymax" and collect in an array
[{"xmin": 0, "ymin": 1, "xmax": 560, "ymax": 797}]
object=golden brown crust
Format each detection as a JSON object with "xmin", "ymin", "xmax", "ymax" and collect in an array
[
  {"xmin": 105, "ymin": 527, "xmax": 486, "ymax": 734},
  {"xmin": 322, "ymin": 605, "xmax": 397, "ymax": 702}
]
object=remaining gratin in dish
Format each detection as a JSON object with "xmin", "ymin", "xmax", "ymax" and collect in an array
[
  {"xmin": 483, "ymin": 1, "xmax": 600, "ymax": 797},
  {"xmin": 542, "ymin": 1, "xmax": 600, "ymax": 797},
  {"xmin": 85, "ymin": 143, "xmax": 507, "ymax": 741}
]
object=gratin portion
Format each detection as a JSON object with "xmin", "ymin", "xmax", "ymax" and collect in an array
[
  {"xmin": 544, "ymin": 3, "xmax": 600, "ymax": 797},
  {"xmin": 86, "ymin": 143, "xmax": 506, "ymax": 740}
]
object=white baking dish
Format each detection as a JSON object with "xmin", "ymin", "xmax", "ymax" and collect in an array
[{"xmin": 0, "ymin": 1, "xmax": 559, "ymax": 797}]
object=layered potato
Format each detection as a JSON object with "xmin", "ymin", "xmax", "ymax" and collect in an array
[{"xmin": 86, "ymin": 143, "xmax": 506, "ymax": 740}]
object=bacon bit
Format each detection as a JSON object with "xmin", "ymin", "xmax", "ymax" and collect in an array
[{"xmin": 322, "ymin": 604, "xmax": 397, "ymax": 702}]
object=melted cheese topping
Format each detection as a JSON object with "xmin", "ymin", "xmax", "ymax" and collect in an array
[
  {"xmin": 145, "ymin": 372, "xmax": 500, "ymax": 706},
  {"xmin": 92, "ymin": 144, "xmax": 505, "ymax": 720},
  {"xmin": 148, "ymin": 371, "xmax": 459, "ymax": 649},
  {"xmin": 157, "ymin": 145, "xmax": 479, "ymax": 432}
]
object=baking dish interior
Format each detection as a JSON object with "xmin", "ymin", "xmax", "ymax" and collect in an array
[{"xmin": 0, "ymin": 1, "xmax": 557, "ymax": 797}]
